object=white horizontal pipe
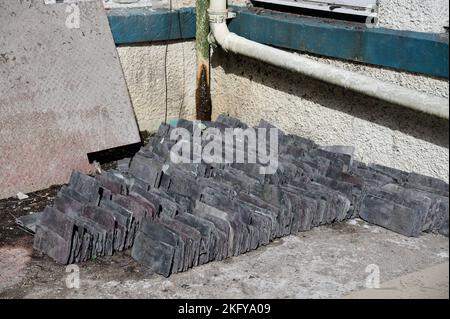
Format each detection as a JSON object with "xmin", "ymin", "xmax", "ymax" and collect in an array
[{"xmin": 208, "ymin": 0, "xmax": 449, "ymax": 119}]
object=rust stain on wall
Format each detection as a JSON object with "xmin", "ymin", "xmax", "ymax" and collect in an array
[{"xmin": 195, "ymin": 63, "xmax": 212, "ymax": 121}]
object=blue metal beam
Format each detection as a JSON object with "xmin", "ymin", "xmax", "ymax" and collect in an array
[
  {"xmin": 106, "ymin": 7, "xmax": 449, "ymax": 79},
  {"xmin": 228, "ymin": 8, "xmax": 449, "ymax": 79},
  {"xmin": 107, "ymin": 7, "xmax": 196, "ymax": 44}
]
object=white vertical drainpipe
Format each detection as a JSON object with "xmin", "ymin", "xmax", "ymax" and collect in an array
[{"xmin": 208, "ymin": 0, "xmax": 449, "ymax": 120}]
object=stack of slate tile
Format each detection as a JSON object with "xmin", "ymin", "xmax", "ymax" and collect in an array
[
  {"xmin": 33, "ymin": 115, "xmax": 449, "ymax": 276},
  {"xmin": 353, "ymin": 162, "xmax": 449, "ymax": 237},
  {"xmin": 33, "ymin": 171, "xmax": 156, "ymax": 264}
]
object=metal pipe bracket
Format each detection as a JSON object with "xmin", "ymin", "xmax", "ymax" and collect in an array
[{"xmin": 208, "ymin": 9, "xmax": 236, "ymax": 24}]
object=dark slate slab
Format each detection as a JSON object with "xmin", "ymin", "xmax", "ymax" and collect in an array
[
  {"xmin": 131, "ymin": 232, "xmax": 175, "ymax": 277},
  {"xmin": 33, "ymin": 207, "xmax": 75, "ymax": 264},
  {"xmin": 175, "ymin": 212, "xmax": 219, "ymax": 264},
  {"xmin": 359, "ymin": 194, "xmax": 422, "ymax": 237},
  {"xmin": 138, "ymin": 218, "xmax": 184, "ymax": 274}
]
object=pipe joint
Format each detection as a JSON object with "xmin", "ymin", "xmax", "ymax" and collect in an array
[
  {"xmin": 208, "ymin": 8, "xmax": 236, "ymax": 24},
  {"xmin": 207, "ymin": 32, "xmax": 217, "ymax": 47}
]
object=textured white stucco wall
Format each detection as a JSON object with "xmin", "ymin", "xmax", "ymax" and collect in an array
[
  {"xmin": 378, "ymin": 0, "xmax": 449, "ymax": 32},
  {"xmin": 211, "ymin": 50, "xmax": 449, "ymax": 181},
  {"xmin": 115, "ymin": 0, "xmax": 246, "ymax": 132},
  {"xmin": 117, "ymin": 41, "xmax": 197, "ymax": 131},
  {"xmin": 116, "ymin": 0, "xmax": 450, "ymax": 181}
]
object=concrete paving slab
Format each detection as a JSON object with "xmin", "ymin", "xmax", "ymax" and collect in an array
[{"xmin": 0, "ymin": 0, "xmax": 140, "ymax": 199}]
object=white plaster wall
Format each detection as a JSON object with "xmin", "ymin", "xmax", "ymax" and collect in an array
[
  {"xmin": 211, "ymin": 50, "xmax": 449, "ymax": 181},
  {"xmin": 378, "ymin": 0, "xmax": 449, "ymax": 32},
  {"xmin": 209, "ymin": 0, "xmax": 450, "ymax": 181},
  {"xmin": 116, "ymin": 0, "xmax": 450, "ymax": 181},
  {"xmin": 115, "ymin": 0, "xmax": 246, "ymax": 132},
  {"xmin": 117, "ymin": 41, "xmax": 197, "ymax": 131}
]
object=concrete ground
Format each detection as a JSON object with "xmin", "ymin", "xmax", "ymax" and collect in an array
[
  {"xmin": 345, "ymin": 262, "xmax": 449, "ymax": 299},
  {"xmin": 0, "ymin": 218, "xmax": 448, "ymax": 299}
]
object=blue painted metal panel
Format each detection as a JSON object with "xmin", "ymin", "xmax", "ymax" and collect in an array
[
  {"xmin": 107, "ymin": 7, "xmax": 196, "ymax": 44},
  {"xmin": 228, "ymin": 8, "xmax": 449, "ymax": 78},
  {"xmin": 361, "ymin": 29, "xmax": 448, "ymax": 79},
  {"xmin": 106, "ymin": 7, "xmax": 449, "ymax": 78}
]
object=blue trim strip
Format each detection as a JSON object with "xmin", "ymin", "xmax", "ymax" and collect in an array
[
  {"xmin": 228, "ymin": 9, "xmax": 449, "ymax": 78},
  {"xmin": 106, "ymin": 7, "xmax": 449, "ymax": 78},
  {"xmin": 107, "ymin": 7, "xmax": 196, "ymax": 44}
]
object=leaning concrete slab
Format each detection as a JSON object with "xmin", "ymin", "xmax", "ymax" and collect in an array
[{"xmin": 0, "ymin": 0, "xmax": 140, "ymax": 199}]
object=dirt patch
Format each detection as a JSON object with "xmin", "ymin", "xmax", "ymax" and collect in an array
[
  {"xmin": 0, "ymin": 186, "xmax": 61, "ymax": 247},
  {"xmin": 0, "ymin": 250, "xmax": 150, "ymax": 299},
  {"xmin": 0, "ymin": 182, "xmax": 152, "ymax": 299},
  {"xmin": 0, "ymin": 186, "xmax": 62, "ymax": 297},
  {"xmin": 0, "ymin": 246, "xmax": 32, "ymax": 291}
]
